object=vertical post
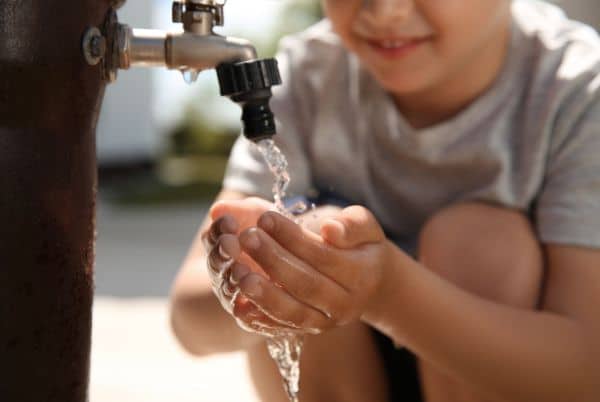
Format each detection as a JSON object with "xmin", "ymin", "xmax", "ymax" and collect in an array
[{"xmin": 0, "ymin": 0, "xmax": 110, "ymax": 400}]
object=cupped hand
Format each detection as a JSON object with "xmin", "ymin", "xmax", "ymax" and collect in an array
[
  {"xmin": 202, "ymin": 196, "xmax": 308, "ymax": 334},
  {"xmin": 235, "ymin": 205, "xmax": 392, "ymax": 334}
]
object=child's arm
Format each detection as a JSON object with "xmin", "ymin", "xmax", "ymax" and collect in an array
[
  {"xmin": 169, "ymin": 192, "xmax": 345, "ymax": 355},
  {"xmin": 366, "ymin": 243, "xmax": 600, "ymax": 402},
  {"xmin": 169, "ymin": 189, "xmax": 266, "ymax": 356}
]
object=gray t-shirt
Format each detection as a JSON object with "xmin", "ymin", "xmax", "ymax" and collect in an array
[{"xmin": 223, "ymin": 0, "xmax": 600, "ymax": 252}]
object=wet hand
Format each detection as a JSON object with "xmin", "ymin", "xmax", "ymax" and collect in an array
[
  {"xmin": 202, "ymin": 197, "xmax": 310, "ymax": 334},
  {"xmin": 236, "ymin": 206, "xmax": 392, "ymax": 333},
  {"xmin": 202, "ymin": 198, "xmax": 268, "ymax": 311}
]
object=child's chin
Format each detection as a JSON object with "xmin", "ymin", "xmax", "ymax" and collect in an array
[
  {"xmin": 359, "ymin": 62, "xmax": 433, "ymax": 95},
  {"xmin": 374, "ymin": 74, "xmax": 434, "ymax": 96}
]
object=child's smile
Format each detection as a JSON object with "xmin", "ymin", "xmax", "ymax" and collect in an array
[
  {"xmin": 364, "ymin": 35, "xmax": 433, "ymax": 60},
  {"xmin": 322, "ymin": 0, "xmax": 511, "ymax": 127}
]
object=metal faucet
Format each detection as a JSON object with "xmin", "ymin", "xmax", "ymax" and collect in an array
[{"xmin": 83, "ymin": 0, "xmax": 281, "ymax": 141}]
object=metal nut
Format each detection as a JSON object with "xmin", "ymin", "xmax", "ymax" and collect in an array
[{"xmin": 117, "ymin": 24, "xmax": 132, "ymax": 70}]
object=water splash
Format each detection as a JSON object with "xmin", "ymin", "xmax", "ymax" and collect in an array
[{"xmin": 266, "ymin": 334, "xmax": 303, "ymax": 402}]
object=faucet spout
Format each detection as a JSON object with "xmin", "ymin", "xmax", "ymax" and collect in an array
[
  {"xmin": 118, "ymin": 25, "xmax": 257, "ymax": 72},
  {"xmin": 166, "ymin": 33, "xmax": 257, "ymax": 71}
]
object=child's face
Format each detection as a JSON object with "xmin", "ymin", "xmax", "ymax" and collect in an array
[{"xmin": 321, "ymin": 0, "xmax": 511, "ymax": 96}]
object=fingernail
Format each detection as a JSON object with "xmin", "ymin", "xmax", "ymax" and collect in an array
[
  {"xmin": 259, "ymin": 215, "xmax": 274, "ymax": 232},
  {"xmin": 222, "ymin": 280, "xmax": 237, "ymax": 297},
  {"xmin": 222, "ymin": 218, "xmax": 237, "ymax": 233},
  {"xmin": 242, "ymin": 231, "xmax": 261, "ymax": 251},
  {"xmin": 218, "ymin": 244, "xmax": 231, "ymax": 260},
  {"xmin": 243, "ymin": 278, "xmax": 262, "ymax": 298},
  {"xmin": 230, "ymin": 265, "xmax": 250, "ymax": 285}
]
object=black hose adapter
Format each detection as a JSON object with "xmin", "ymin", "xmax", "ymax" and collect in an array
[{"xmin": 216, "ymin": 58, "xmax": 282, "ymax": 142}]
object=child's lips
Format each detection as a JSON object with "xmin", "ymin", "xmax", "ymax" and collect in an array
[{"xmin": 365, "ymin": 36, "xmax": 430, "ymax": 59}]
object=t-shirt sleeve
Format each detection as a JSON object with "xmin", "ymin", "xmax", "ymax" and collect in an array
[
  {"xmin": 535, "ymin": 76, "xmax": 600, "ymax": 248},
  {"xmin": 222, "ymin": 36, "xmax": 314, "ymax": 199}
]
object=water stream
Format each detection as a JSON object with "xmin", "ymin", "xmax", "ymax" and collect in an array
[{"xmin": 254, "ymin": 138, "xmax": 306, "ymax": 402}]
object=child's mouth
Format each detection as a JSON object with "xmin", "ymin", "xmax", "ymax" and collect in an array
[{"xmin": 365, "ymin": 37, "xmax": 430, "ymax": 59}]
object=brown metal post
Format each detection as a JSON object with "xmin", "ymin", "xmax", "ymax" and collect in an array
[{"xmin": 0, "ymin": 1, "xmax": 115, "ymax": 400}]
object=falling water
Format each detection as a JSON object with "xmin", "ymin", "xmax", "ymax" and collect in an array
[
  {"xmin": 181, "ymin": 69, "xmax": 200, "ymax": 84},
  {"xmin": 254, "ymin": 138, "xmax": 306, "ymax": 402}
]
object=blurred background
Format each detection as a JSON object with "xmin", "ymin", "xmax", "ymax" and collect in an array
[{"xmin": 90, "ymin": 1, "xmax": 598, "ymax": 401}]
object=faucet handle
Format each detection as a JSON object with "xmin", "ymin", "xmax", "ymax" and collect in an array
[
  {"xmin": 213, "ymin": 4, "xmax": 224, "ymax": 26},
  {"xmin": 172, "ymin": 1, "xmax": 184, "ymax": 23},
  {"xmin": 172, "ymin": 0, "xmax": 224, "ymax": 30}
]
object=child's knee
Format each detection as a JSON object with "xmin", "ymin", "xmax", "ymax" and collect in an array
[{"xmin": 418, "ymin": 202, "xmax": 544, "ymax": 308}]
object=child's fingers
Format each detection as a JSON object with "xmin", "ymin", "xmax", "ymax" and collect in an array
[
  {"xmin": 321, "ymin": 205, "xmax": 385, "ymax": 249},
  {"xmin": 215, "ymin": 264, "xmax": 251, "ymax": 315},
  {"xmin": 257, "ymin": 212, "xmax": 356, "ymax": 286},
  {"xmin": 238, "ymin": 273, "xmax": 332, "ymax": 333},
  {"xmin": 209, "ymin": 197, "xmax": 273, "ymax": 229},
  {"xmin": 232, "ymin": 294, "xmax": 306, "ymax": 334},
  {"xmin": 230, "ymin": 262, "xmax": 251, "ymax": 285},
  {"xmin": 206, "ymin": 233, "xmax": 240, "ymax": 280},
  {"xmin": 240, "ymin": 227, "xmax": 349, "ymax": 321},
  {"xmin": 215, "ymin": 261, "xmax": 319, "ymax": 334},
  {"xmin": 202, "ymin": 215, "xmax": 238, "ymax": 251}
]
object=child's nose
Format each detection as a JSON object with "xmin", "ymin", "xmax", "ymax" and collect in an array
[{"xmin": 363, "ymin": 0, "xmax": 414, "ymax": 23}]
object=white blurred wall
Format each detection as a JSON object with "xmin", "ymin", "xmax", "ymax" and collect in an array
[{"xmin": 96, "ymin": 0, "xmax": 159, "ymax": 165}]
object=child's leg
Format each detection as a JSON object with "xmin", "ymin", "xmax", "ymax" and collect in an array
[
  {"xmin": 245, "ymin": 321, "xmax": 389, "ymax": 402},
  {"xmin": 416, "ymin": 202, "xmax": 544, "ymax": 402}
]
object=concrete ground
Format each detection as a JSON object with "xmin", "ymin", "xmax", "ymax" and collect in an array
[
  {"xmin": 91, "ymin": 200, "xmax": 261, "ymax": 402},
  {"xmin": 94, "ymin": 201, "xmax": 206, "ymax": 298}
]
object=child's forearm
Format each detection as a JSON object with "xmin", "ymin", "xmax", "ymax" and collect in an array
[
  {"xmin": 364, "ymin": 250, "xmax": 597, "ymax": 402},
  {"xmin": 170, "ymin": 189, "xmax": 268, "ymax": 356},
  {"xmin": 170, "ymin": 287, "xmax": 265, "ymax": 356},
  {"xmin": 170, "ymin": 252, "xmax": 265, "ymax": 356}
]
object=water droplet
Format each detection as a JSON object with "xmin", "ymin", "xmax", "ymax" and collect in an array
[{"xmin": 181, "ymin": 69, "xmax": 200, "ymax": 85}]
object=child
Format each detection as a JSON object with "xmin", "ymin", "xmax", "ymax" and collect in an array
[{"xmin": 170, "ymin": 1, "xmax": 600, "ymax": 401}]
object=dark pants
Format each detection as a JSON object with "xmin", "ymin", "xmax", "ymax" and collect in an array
[{"xmin": 372, "ymin": 330, "xmax": 424, "ymax": 402}]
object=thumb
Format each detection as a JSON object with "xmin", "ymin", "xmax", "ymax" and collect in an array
[
  {"xmin": 321, "ymin": 206, "xmax": 385, "ymax": 249},
  {"xmin": 209, "ymin": 197, "xmax": 272, "ymax": 229}
]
